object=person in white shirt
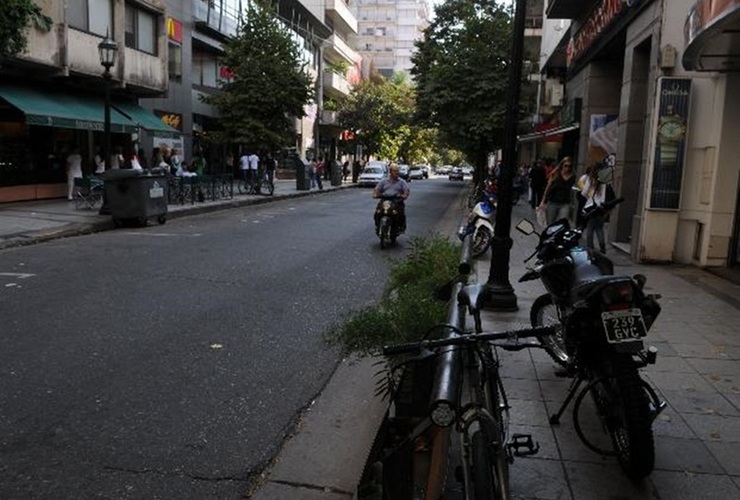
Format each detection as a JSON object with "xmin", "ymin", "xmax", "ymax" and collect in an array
[
  {"xmin": 239, "ymin": 153, "xmax": 250, "ymax": 182},
  {"xmin": 248, "ymin": 152, "xmax": 260, "ymax": 183},
  {"xmin": 580, "ymin": 165, "xmax": 607, "ymax": 254},
  {"xmin": 93, "ymin": 147, "xmax": 105, "ymax": 174},
  {"xmin": 66, "ymin": 148, "xmax": 83, "ymax": 200}
]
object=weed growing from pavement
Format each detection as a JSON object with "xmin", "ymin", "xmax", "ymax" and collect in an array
[{"xmin": 324, "ymin": 233, "xmax": 461, "ymax": 356}]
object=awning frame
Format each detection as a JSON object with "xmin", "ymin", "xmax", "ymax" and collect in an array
[{"xmin": 518, "ymin": 122, "xmax": 580, "ymax": 143}]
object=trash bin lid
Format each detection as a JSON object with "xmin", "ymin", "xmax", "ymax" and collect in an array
[{"xmin": 103, "ymin": 169, "xmax": 144, "ymax": 180}]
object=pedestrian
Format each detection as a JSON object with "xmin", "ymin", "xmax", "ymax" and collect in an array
[
  {"xmin": 315, "ymin": 157, "xmax": 324, "ymax": 190},
  {"xmin": 342, "ymin": 161, "xmax": 349, "ymax": 181},
  {"xmin": 150, "ymin": 147, "xmax": 163, "ymax": 170},
  {"xmin": 192, "ymin": 151, "xmax": 207, "ymax": 176},
  {"xmin": 580, "ymin": 163, "xmax": 608, "ymax": 254},
  {"xmin": 93, "ymin": 147, "xmax": 105, "ymax": 174},
  {"xmin": 110, "ymin": 146, "xmax": 124, "ymax": 169},
  {"xmin": 539, "ymin": 156, "xmax": 576, "ymax": 225},
  {"xmin": 66, "ymin": 147, "xmax": 83, "ymax": 200},
  {"xmin": 528, "ymin": 159, "xmax": 546, "ymax": 208},
  {"xmin": 248, "ymin": 151, "xmax": 260, "ymax": 183},
  {"xmin": 264, "ymin": 153, "xmax": 276, "ymax": 184},
  {"xmin": 168, "ymin": 148, "xmax": 182, "ymax": 175},
  {"xmin": 352, "ymin": 159, "xmax": 361, "ymax": 183},
  {"xmin": 238, "ymin": 152, "xmax": 250, "ymax": 183},
  {"xmin": 137, "ymin": 148, "xmax": 149, "ymax": 170},
  {"xmin": 309, "ymin": 157, "xmax": 318, "ymax": 188},
  {"xmin": 575, "ymin": 164, "xmax": 591, "ymax": 228}
]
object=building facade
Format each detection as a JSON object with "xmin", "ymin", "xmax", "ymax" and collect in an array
[
  {"xmin": 0, "ymin": 0, "xmax": 360, "ymax": 202},
  {"xmin": 352, "ymin": 0, "xmax": 430, "ymax": 79},
  {"xmin": 541, "ymin": 0, "xmax": 740, "ymax": 270}
]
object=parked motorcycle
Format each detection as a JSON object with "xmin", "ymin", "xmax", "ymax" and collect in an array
[
  {"xmin": 515, "ymin": 199, "xmax": 665, "ymax": 480},
  {"xmin": 458, "ymin": 180, "xmax": 496, "ymax": 258},
  {"xmin": 374, "ymin": 195, "xmax": 404, "ymax": 249}
]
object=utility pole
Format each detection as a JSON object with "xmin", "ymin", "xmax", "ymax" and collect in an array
[{"xmin": 484, "ymin": 0, "xmax": 527, "ymax": 311}]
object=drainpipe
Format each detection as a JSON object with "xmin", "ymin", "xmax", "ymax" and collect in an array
[{"xmin": 61, "ymin": 0, "xmax": 69, "ymax": 76}]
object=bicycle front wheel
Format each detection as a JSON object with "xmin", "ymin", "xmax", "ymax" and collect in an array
[{"xmin": 260, "ymin": 180, "xmax": 274, "ymax": 196}]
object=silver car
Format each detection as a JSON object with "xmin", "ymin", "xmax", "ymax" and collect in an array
[{"xmin": 358, "ymin": 161, "xmax": 389, "ymax": 187}]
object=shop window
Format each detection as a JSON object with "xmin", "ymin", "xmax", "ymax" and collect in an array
[
  {"xmin": 169, "ymin": 42, "xmax": 182, "ymax": 81},
  {"xmin": 68, "ymin": 0, "xmax": 113, "ymax": 37},
  {"xmin": 125, "ymin": 3, "xmax": 157, "ymax": 55}
]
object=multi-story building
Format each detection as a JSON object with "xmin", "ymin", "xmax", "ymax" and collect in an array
[
  {"xmin": 0, "ymin": 0, "xmax": 360, "ymax": 202},
  {"xmin": 540, "ymin": 0, "xmax": 740, "ymax": 272},
  {"xmin": 352, "ymin": 0, "xmax": 430, "ymax": 79},
  {"xmin": 0, "ymin": 0, "xmax": 175, "ymax": 202}
]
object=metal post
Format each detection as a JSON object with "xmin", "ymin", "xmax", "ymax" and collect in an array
[
  {"xmin": 483, "ymin": 0, "xmax": 527, "ymax": 311},
  {"xmin": 98, "ymin": 68, "xmax": 113, "ymax": 215}
]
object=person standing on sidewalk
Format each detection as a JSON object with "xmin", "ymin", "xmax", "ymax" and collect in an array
[
  {"xmin": 315, "ymin": 157, "xmax": 324, "ymax": 190},
  {"xmin": 66, "ymin": 147, "xmax": 83, "ymax": 200},
  {"xmin": 540, "ymin": 157, "xmax": 575, "ymax": 225},
  {"xmin": 247, "ymin": 151, "xmax": 260, "ymax": 184},
  {"xmin": 581, "ymin": 164, "xmax": 608, "ymax": 254}
]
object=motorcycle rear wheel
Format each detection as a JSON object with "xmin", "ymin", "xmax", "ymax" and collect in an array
[
  {"xmin": 471, "ymin": 225, "xmax": 493, "ymax": 258},
  {"xmin": 530, "ymin": 294, "xmax": 569, "ymax": 367}
]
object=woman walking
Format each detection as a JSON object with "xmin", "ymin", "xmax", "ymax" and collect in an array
[
  {"xmin": 581, "ymin": 164, "xmax": 608, "ymax": 254},
  {"xmin": 539, "ymin": 156, "xmax": 576, "ymax": 225}
]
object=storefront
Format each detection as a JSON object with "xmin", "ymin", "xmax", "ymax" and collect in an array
[{"xmin": 0, "ymin": 83, "xmax": 178, "ymax": 202}]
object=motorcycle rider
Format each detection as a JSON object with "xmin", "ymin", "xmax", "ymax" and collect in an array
[{"xmin": 373, "ymin": 162, "xmax": 410, "ymax": 232}]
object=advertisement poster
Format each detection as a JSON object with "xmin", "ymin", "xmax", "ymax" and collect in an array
[
  {"xmin": 588, "ymin": 114, "xmax": 618, "ymax": 167},
  {"xmin": 650, "ymin": 78, "xmax": 691, "ymax": 209}
]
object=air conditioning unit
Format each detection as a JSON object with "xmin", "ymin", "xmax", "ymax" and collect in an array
[{"xmin": 547, "ymin": 84, "xmax": 564, "ymax": 107}]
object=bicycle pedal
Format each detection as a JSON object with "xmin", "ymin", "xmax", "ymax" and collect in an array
[{"xmin": 506, "ymin": 434, "xmax": 539, "ymax": 457}]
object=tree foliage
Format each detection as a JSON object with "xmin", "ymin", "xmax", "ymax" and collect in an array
[
  {"xmin": 201, "ymin": 2, "xmax": 313, "ymax": 151},
  {"xmin": 337, "ymin": 74, "xmax": 434, "ymax": 163},
  {"xmin": 0, "ymin": 0, "xmax": 51, "ymax": 59},
  {"xmin": 411, "ymin": 0, "xmax": 513, "ymax": 169}
]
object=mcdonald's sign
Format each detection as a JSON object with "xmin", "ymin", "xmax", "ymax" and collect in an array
[{"xmin": 167, "ymin": 17, "xmax": 183, "ymax": 43}]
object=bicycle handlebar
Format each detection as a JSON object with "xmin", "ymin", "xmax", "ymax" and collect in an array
[{"xmin": 382, "ymin": 325, "xmax": 557, "ymax": 356}]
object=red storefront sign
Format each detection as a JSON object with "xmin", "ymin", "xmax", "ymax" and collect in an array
[
  {"xmin": 167, "ymin": 18, "xmax": 183, "ymax": 43},
  {"xmin": 567, "ymin": 0, "xmax": 632, "ymax": 67}
]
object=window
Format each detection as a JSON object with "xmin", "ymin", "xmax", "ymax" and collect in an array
[
  {"xmin": 125, "ymin": 3, "xmax": 157, "ymax": 55},
  {"xmin": 168, "ymin": 42, "xmax": 182, "ymax": 81},
  {"xmin": 192, "ymin": 51, "xmax": 219, "ymax": 88},
  {"xmin": 68, "ymin": 0, "xmax": 113, "ymax": 37}
]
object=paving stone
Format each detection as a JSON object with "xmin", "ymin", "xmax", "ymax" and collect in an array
[
  {"xmin": 687, "ymin": 358, "xmax": 740, "ymax": 375},
  {"xmin": 651, "ymin": 407, "xmax": 698, "ymax": 439},
  {"xmin": 705, "ymin": 441, "xmax": 740, "ymax": 475},
  {"xmin": 653, "ymin": 436, "xmax": 724, "ymax": 473},
  {"xmin": 670, "ymin": 341, "xmax": 727, "ymax": 359},
  {"xmin": 564, "ymin": 461, "xmax": 658, "ymax": 500},
  {"xmin": 507, "ymin": 398, "xmax": 552, "ymax": 426},
  {"xmin": 503, "ymin": 377, "xmax": 547, "ymax": 401},
  {"xmin": 682, "ymin": 413, "xmax": 740, "ymax": 442},
  {"xmin": 660, "ymin": 388, "xmax": 740, "ymax": 416},
  {"xmin": 645, "ymin": 371, "xmax": 718, "ymax": 393},
  {"xmin": 509, "ymin": 458, "xmax": 572, "ymax": 500},
  {"xmin": 650, "ymin": 469, "xmax": 740, "ymax": 500}
]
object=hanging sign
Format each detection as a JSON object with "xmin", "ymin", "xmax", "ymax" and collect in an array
[{"xmin": 167, "ymin": 18, "xmax": 183, "ymax": 43}]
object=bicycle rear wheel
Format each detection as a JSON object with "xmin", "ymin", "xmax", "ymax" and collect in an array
[{"xmin": 260, "ymin": 179, "xmax": 274, "ymax": 196}]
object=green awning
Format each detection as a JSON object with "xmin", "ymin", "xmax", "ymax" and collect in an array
[
  {"xmin": 0, "ymin": 84, "xmax": 137, "ymax": 133},
  {"xmin": 112, "ymin": 102, "xmax": 180, "ymax": 138}
]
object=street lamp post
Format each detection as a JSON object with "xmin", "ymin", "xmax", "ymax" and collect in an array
[
  {"xmin": 97, "ymin": 31, "xmax": 118, "ymax": 215},
  {"xmin": 484, "ymin": 0, "xmax": 527, "ymax": 311}
]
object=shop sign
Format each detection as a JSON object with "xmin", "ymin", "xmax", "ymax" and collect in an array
[
  {"xmin": 167, "ymin": 18, "xmax": 183, "ymax": 43},
  {"xmin": 567, "ymin": 0, "xmax": 644, "ymax": 67},
  {"xmin": 155, "ymin": 110, "xmax": 183, "ymax": 131},
  {"xmin": 650, "ymin": 78, "xmax": 691, "ymax": 210}
]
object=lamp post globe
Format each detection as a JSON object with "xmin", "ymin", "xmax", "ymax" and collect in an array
[{"xmin": 98, "ymin": 32, "xmax": 118, "ymax": 70}]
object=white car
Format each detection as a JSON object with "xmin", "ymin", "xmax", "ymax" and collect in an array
[{"xmin": 358, "ymin": 161, "xmax": 388, "ymax": 187}]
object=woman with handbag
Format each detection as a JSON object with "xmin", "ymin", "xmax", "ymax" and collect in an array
[{"xmin": 539, "ymin": 156, "xmax": 575, "ymax": 225}]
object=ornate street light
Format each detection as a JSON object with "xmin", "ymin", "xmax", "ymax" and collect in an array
[
  {"xmin": 98, "ymin": 31, "xmax": 118, "ymax": 215},
  {"xmin": 484, "ymin": 0, "xmax": 527, "ymax": 311}
]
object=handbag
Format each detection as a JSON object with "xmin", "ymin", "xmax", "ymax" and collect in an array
[{"xmin": 536, "ymin": 204, "xmax": 547, "ymax": 228}]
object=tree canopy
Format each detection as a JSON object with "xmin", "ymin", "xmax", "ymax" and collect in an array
[
  {"xmin": 411, "ymin": 0, "xmax": 513, "ymax": 169},
  {"xmin": 0, "ymin": 0, "xmax": 51, "ymax": 59},
  {"xmin": 337, "ymin": 74, "xmax": 435, "ymax": 163},
  {"xmin": 201, "ymin": 2, "xmax": 314, "ymax": 151}
]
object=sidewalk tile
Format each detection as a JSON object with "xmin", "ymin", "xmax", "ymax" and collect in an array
[
  {"xmin": 654, "ymin": 436, "xmax": 724, "ymax": 473},
  {"xmin": 509, "ymin": 458, "xmax": 571, "ymax": 500},
  {"xmin": 651, "ymin": 470, "xmax": 740, "ymax": 500},
  {"xmin": 565, "ymin": 461, "xmax": 655, "ymax": 500},
  {"xmin": 681, "ymin": 413, "xmax": 740, "ymax": 442},
  {"xmin": 660, "ymin": 388, "xmax": 740, "ymax": 416},
  {"xmin": 705, "ymin": 441, "xmax": 740, "ymax": 476}
]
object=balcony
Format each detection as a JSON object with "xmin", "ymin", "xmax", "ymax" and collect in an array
[
  {"xmin": 326, "ymin": 0, "xmax": 358, "ymax": 35},
  {"xmin": 192, "ymin": 0, "xmax": 239, "ymax": 38},
  {"xmin": 323, "ymin": 70, "xmax": 350, "ymax": 99},
  {"xmin": 324, "ymin": 34, "xmax": 361, "ymax": 65}
]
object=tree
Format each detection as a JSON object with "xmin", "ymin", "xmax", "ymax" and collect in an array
[
  {"xmin": 338, "ymin": 74, "xmax": 434, "ymax": 162},
  {"xmin": 411, "ymin": 0, "xmax": 513, "ymax": 175},
  {"xmin": 201, "ymin": 2, "xmax": 314, "ymax": 152},
  {"xmin": 0, "ymin": 0, "xmax": 51, "ymax": 59}
]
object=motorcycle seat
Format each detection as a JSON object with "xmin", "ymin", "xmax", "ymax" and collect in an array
[{"xmin": 572, "ymin": 273, "xmax": 630, "ymax": 302}]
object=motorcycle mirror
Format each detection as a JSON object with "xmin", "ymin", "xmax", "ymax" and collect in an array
[{"xmin": 516, "ymin": 219, "xmax": 536, "ymax": 236}]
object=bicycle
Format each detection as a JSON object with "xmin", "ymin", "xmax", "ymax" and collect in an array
[
  {"xmin": 237, "ymin": 169, "xmax": 273, "ymax": 196},
  {"xmin": 374, "ymin": 282, "xmax": 555, "ymax": 500}
]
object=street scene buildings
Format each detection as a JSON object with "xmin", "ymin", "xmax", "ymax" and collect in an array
[{"xmin": 1, "ymin": 0, "xmax": 739, "ymax": 274}]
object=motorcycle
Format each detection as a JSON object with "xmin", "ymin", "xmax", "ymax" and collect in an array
[
  {"xmin": 374, "ymin": 195, "xmax": 404, "ymax": 248},
  {"xmin": 515, "ymin": 199, "xmax": 665, "ymax": 480},
  {"xmin": 458, "ymin": 180, "xmax": 496, "ymax": 258}
]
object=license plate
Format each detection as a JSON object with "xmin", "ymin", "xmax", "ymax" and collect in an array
[{"xmin": 601, "ymin": 309, "xmax": 647, "ymax": 344}]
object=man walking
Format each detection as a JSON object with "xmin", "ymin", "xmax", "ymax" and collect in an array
[{"xmin": 248, "ymin": 151, "xmax": 260, "ymax": 183}]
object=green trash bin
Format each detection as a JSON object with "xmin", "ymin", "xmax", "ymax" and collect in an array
[{"xmin": 104, "ymin": 169, "xmax": 168, "ymax": 226}]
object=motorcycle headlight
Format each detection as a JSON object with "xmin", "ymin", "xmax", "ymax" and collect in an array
[{"xmin": 430, "ymin": 401, "xmax": 456, "ymax": 427}]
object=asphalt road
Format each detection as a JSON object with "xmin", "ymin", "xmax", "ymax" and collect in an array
[{"xmin": 0, "ymin": 179, "xmax": 467, "ymax": 499}]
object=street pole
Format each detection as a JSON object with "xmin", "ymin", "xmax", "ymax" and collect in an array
[
  {"xmin": 483, "ymin": 0, "xmax": 527, "ymax": 311},
  {"xmin": 97, "ymin": 32, "xmax": 117, "ymax": 215}
]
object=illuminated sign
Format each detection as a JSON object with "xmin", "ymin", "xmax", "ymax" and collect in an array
[
  {"xmin": 566, "ymin": 0, "xmax": 644, "ymax": 67},
  {"xmin": 167, "ymin": 18, "xmax": 183, "ymax": 43},
  {"xmin": 155, "ymin": 110, "xmax": 183, "ymax": 131}
]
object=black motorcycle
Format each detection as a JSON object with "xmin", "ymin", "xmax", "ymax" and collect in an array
[
  {"xmin": 374, "ymin": 195, "xmax": 404, "ymax": 249},
  {"xmin": 515, "ymin": 199, "xmax": 665, "ymax": 480}
]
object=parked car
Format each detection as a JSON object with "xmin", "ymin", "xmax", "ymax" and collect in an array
[
  {"xmin": 462, "ymin": 165, "xmax": 474, "ymax": 177},
  {"xmin": 358, "ymin": 161, "xmax": 389, "ymax": 187},
  {"xmin": 419, "ymin": 165, "xmax": 430, "ymax": 179},
  {"xmin": 437, "ymin": 165, "xmax": 453, "ymax": 175},
  {"xmin": 408, "ymin": 165, "xmax": 424, "ymax": 180},
  {"xmin": 449, "ymin": 167, "xmax": 464, "ymax": 181}
]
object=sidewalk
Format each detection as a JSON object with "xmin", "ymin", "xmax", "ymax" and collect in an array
[
  {"xmin": 0, "ymin": 178, "xmax": 353, "ymax": 251},
  {"xmin": 2, "ymin": 183, "xmax": 738, "ymax": 499}
]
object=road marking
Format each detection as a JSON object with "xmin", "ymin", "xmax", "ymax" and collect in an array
[{"xmin": 0, "ymin": 273, "xmax": 35, "ymax": 279}]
